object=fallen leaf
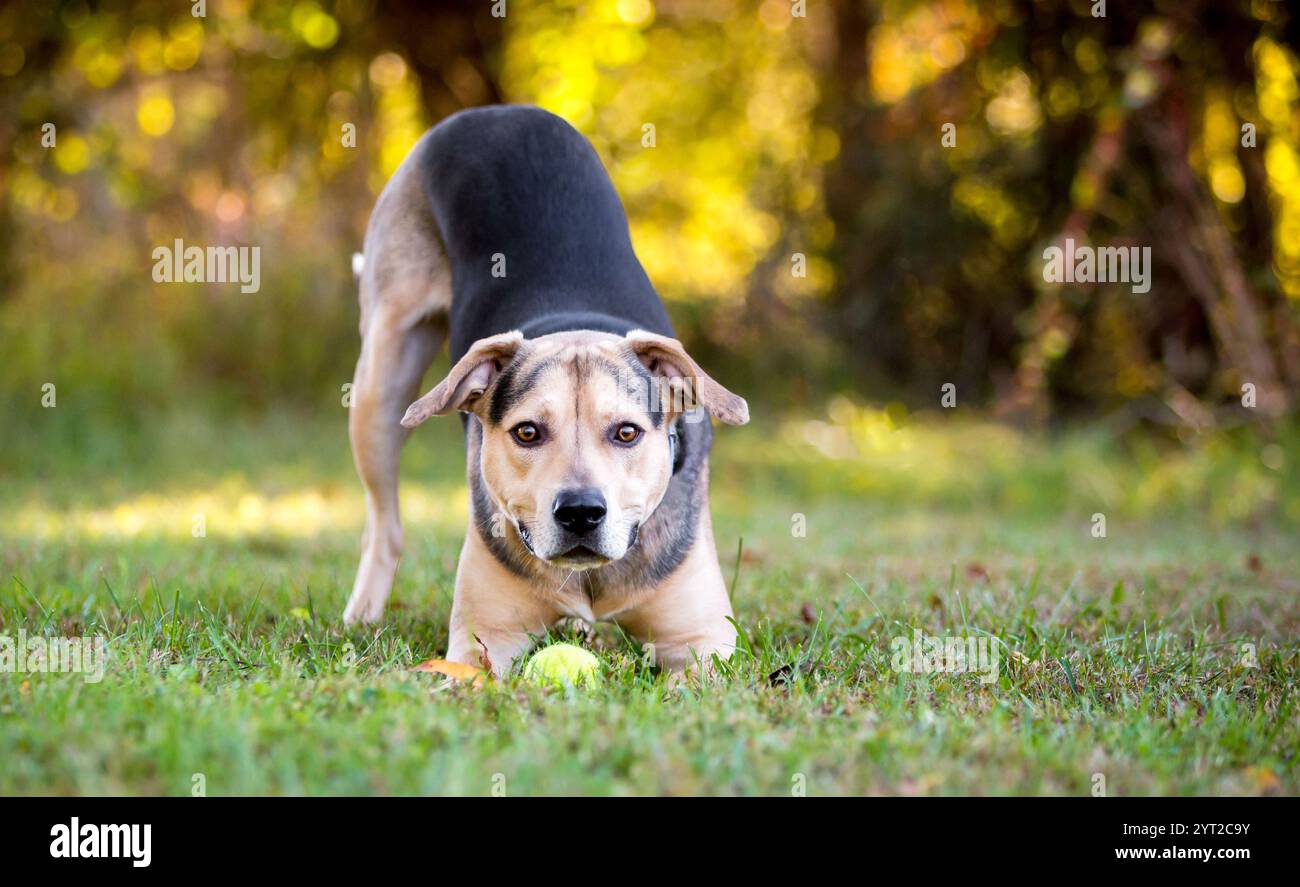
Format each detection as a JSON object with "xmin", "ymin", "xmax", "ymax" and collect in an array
[
  {"xmin": 1245, "ymin": 766, "xmax": 1280, "ymax": 795},
  {"xmin": 1009, "ymin": 650, "xmax": 1040, "ymax": 670},
  {"xmin": 410, "ymin": 658, "xmax": 488, "ymax": 687},
  {"xmin": 473, "ymin": 634, "xmax": 493, "ymax": 673},
  {"xmin": 767, "ymin": 664, "xmax": 794, "ymax": 687}
]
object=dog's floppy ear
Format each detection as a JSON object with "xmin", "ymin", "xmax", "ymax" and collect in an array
[
  {"xmin": 401, "ymin": 331, "xmax": 524, "ymax": 427},
  {"xmin": 625, "ymin": 330, "xmax": 749, "ymax": 425}
]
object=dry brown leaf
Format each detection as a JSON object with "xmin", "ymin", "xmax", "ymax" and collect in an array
[
  {"xmin": 1008, "ymin": 650, "xmax": 1041, "ymax": 671},
  {"xmin": 411, "ymin": 658, "xmax": 488, "ymax": 687},
  {"xmin": 1245, "ymin": 766, "xmax": 1281, "ymax": 795},
  {"xmin": 767, "ymin": 663, "xmax": 795, "ymax": 687},
  {"xmin": 473, "ymin": 634, "xmax": 493, "ymax": 673}
]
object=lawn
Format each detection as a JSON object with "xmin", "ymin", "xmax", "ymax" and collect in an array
[{"xmin": 1, "ymin": 404, "xmax": 1296, "ymax": 795}]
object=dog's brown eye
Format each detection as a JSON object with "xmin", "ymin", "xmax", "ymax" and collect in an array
[
  {"xmin": 613, "ymin": 423, "xmax": 642, "ymax": 445},
  {"xmin": 512, "ymin": 423, "xmax": 541, "ymax": 445}
]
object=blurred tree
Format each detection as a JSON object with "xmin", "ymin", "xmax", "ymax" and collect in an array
[
  {"xmin": 0, "ymin": 0, "xmax": 499, "ymax": 420},
  {"xmin": 812, "ymin": 0, "xmax": 1298, "ymax": 423}
]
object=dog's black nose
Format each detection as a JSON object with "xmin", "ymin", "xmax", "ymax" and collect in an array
[{"xmin": 553, "ymin": 488, "xmax": 606, "ymax": 535}]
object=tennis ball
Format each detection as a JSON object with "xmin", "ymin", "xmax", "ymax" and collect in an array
[{"xmin": 525, "ymin": 643, "xmax": 602, "ymax": 688}]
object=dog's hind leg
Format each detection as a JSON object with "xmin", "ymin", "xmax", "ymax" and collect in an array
[
  {"xmin": 343, "ymin": 309, "xmax": 443, "ymax": 624},
  {"xmin": 343, "ymin": 137, "xmax": 451, "ymax": 624}
]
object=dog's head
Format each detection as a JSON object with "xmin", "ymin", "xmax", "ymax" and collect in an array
[{"xmin": 401, "ymin": 329, "xmax": 748, "ymax": 569}]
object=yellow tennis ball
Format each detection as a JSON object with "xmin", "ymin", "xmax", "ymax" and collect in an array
[{"xmin": 525, "ymin": 643, "xmax": 602, "ymax": 688}]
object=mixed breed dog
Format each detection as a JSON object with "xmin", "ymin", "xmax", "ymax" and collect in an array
[{"xmin": 343, "ymin": 105, "xmax": 748, "ymax": 675}]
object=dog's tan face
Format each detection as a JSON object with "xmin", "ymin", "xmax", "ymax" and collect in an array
[
  {"xmin": 478, "ymin": 333, "xmax": 671, "ymax": 567},
  {"xmin": 401, "ymin": 328, "xmax": 749, "ymax": 570}
]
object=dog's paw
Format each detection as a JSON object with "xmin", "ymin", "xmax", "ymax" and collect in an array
[
  {"xmin": 551, "ymin": 616, "xmax": 596, "ymax": 644},
  {"xmin": 341, "ymin": 597, "xmax": 386, "ymax": 626}
]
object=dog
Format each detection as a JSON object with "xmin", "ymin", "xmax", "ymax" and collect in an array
[{"xmin": 341, "ymin": 105, "xmax": 748, "ymax": 675}]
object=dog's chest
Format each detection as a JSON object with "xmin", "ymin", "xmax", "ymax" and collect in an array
[{"xmin": 550, "ymin": 575, "xmax": 643, "ymax": 624}]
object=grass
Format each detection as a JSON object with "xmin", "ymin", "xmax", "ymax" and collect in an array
[{"xmin": 1, "ymin": 402, "xmax": 1297, "ymax": 795}]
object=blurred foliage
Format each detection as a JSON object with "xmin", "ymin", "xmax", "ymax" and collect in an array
[
  {"xmin": 1, "ymin": 0, "xmax": 1299, "ymax": 440},
  {"xmin": 730, "ymin": 398, "xmax": 1300, "ymax": 525},
  {"xmin": 817, "ymin": 0, "xmax": 1300, "ymax": 423},
  {"xmin": 1, "ymin": 0, "xmax": 498, "ymax": 427}
]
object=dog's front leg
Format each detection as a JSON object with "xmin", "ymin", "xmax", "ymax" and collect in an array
[
  {"xmin": 445, "ymin": 530, "xmax": 556, "ymax": 676},
  {"xmin": 617, "ymin": 525, "xmax": 738, "ymax": 674}
]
